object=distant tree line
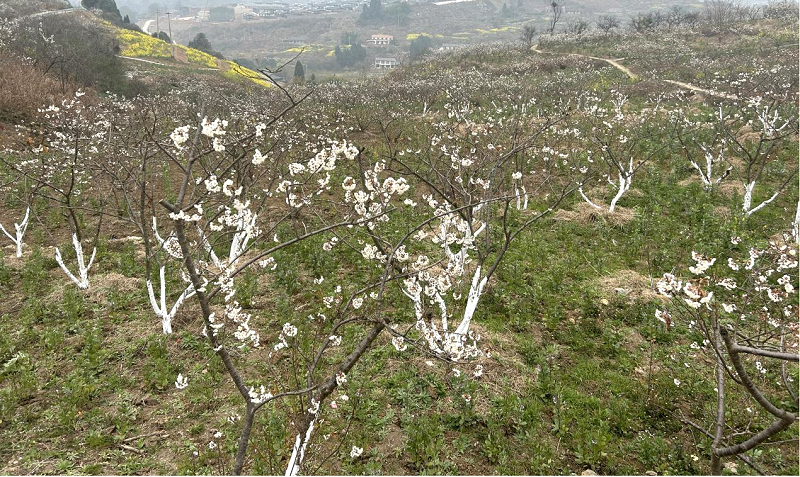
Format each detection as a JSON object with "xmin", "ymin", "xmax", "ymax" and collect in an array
[
  {"xmin": 360, "ymin": 0, "xmax": 411, "ymax": 26},
  {"xmin": 536, "ymin": 0, "xmax": 799, "ymax": 37},
  {"xmin": 210, "ymin": 6, "xmax": 235, "ymax": 22},
  {"xmin": 501, "ymin": 0, "xmax": 525, "ymax": 19}
]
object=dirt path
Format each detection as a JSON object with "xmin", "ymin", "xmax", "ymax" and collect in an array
[
  {"xmin": 117, "ymin": 55, "xmax": 219, "ymax": 71},
  {"xmin": 663, "ymin": 79, "xmax": 739, "ymax": 100},
  {"xmin": 118, "ymin": 56, "xmax": 168, "ymax": 66},
  {"xmin": 533, "ymin": 45, "xmax": 640, "ymax": 80},
  {"xmin": 17, "ymin": 7, "xmax": 80, "ymax": 20},
  {"xmin": 532, "ymin": 44, "xmax": 739, "ymax": 100}
]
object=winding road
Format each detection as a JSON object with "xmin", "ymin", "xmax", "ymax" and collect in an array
[
  {"xmin": 140, "ymin": 19, "xmax": 154, "ymax": 34},
  {"xmin": 16, "ymin": 7, "xmax": 81, "ymax": 20},
  {"xmin": 532, "ymin": 44, "xmax": 739, "ymax": 101}
]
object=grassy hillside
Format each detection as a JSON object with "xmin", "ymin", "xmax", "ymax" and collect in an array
[
  {"xmin": 114, "ymin": 25, "xmax": 271, "ymax": 88},
  {"xmin": 0, "ymin": 6, "xmax": 797, "ymax": 477}
]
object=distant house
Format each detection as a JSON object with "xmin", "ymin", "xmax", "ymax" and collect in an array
[
  {"xmin": 438, "ymin": 44, "xmax": 461, "ymax": 51},
  {"xmin": 234, "ymin": 6, "xmax": 254, "ymax": 21},
  {"xmin": 284, "ymin": 38, "xmax": 306, "ymax": 46},
  {"xmin": 375, "ymin": 57, "xmax": 399, "ymax": 68},
  {"xmin": 264, "ymin": 71, "xmax": 286, "ymax": 83},
  {"xmin": 248, "ymin": 3, "xmax": 290, "ymax": 17},
  {"xmin": 367, "ymin": 34, "xmax": 393, "ymax": 46}
]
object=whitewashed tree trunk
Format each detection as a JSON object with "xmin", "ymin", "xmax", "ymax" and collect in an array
[
  {"xmin": 578, "ymin": 186, "xmax": 602, "ymax": 210},
  {"xmin": 742, "ymin": 181, "xmax": 755, "ymax": 213},
  {"xmin": 742, "ymin": 181, "xmax": 781, "ymax": 216},
  {"xmin": 579, "ymin": 158, "xmax": 634, "ymax": 213},
  {"xmin": 284, "ymin": 418, "xmax": 316, "ymax": 476},
  {"xmin": 403, "ymin": 217, "xmax": 488, "ymax": 358},
  {"xmin": 54, "ymin": 233, "xmax": 96, "ymax": 290},
  {"xmin": 454, "ymin": 266, "xmax": 488, "ymax": 336},
  {"xmin": 146, "ymin": 265, "xmax": 195, "ymax": 334},
  {"xmin": 197, "ymin": 214, "xmax": 257, "ymax": 270},
  {"xmin": 608, "ymin": 171, "xmax": 631, "ymax": 213},
  {"xmin": 515, "ymin": 183, "xmax": 529, "ymax": 210},
  {"xmin": 689, "ymin": 146, "xmax": 731, "ymax": 191},
  {"xmin": 0, "ymin": 207, "xmax": 30, "ymax": 258}
]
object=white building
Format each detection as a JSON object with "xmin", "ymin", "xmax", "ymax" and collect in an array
[
  {"xmin": 367, "ymin": 34, "xmax": 393, "ymax": 46},
  {"xmin": 375, "ymin": 57, "xmax": 399, "ymax": 68}
]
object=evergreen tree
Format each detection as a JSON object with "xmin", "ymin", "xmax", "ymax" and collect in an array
[
  {"xmin": 188, "ymin": 33, "xmax": 224, "ymax": 59},
  {"xmin": 152, "ymin": 31, "xmax": 171, "ymax": 43},
  {"xmin": 294, "ymin": 61, "xmax": 305, "ymax": 82},
  {"xmin": 385, "ymin": 2, "xmax": 411, "ymax": 25},
  {"xmin": 188, "ymin": 33, "xmax": 213, "ymax": 53},
  {"xmin": 341, "ymin": 32, "xmax": 358, "ymax": 46},
  {"xmin": 409, "ymin": 35, "xmax": 432, "ymax": 61},
  {"xmin": 359, "ymin": 0, "xmax": 383, "ymax": 22},
  {"xmin": 82, "ymin": 0, "xmax": 123, "ymax": 23}
]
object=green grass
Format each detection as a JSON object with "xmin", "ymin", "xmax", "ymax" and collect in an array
[
  {"xmin": 0, "ymin": 14, "xmax": 798, "ymax": 476},
  {"xmin": 0, "ymin": 169, "xmax": 796, "ymax": 473}
]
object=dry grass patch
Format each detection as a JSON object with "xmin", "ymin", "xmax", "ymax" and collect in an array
[
  {"xmin": 86, "ymin": 272, "xmax": 142, "ymax": 303},
  {"xmin": 553, "ymin": 201, "xmax": 635, "ymax": 226},
  {"xmin": 594, "ymin": 269, "xmax": 663, "ymax": 302}
]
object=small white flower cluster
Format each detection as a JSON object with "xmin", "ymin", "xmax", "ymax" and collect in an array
[
  {"xmin": 343, "ymin": 160, "xmax": 410, "ymax": 230},
  {"xmin": 248, "ymin": 384, "xmax": 274, "ymax": 404},
  {"xmin": 168, "ymin": 204, "xmax": 204, "ymax": 223},
  {"xmin": 349, "ymin": 446, "xmax": 363, "ymax": 459},
  {"xmin": 391, "ymin": 335, "xmax": 407, "ymax": 352},
  {"xmin": 175, "ymin": 373, "xmax": 188, "ymax": 390},
  {"xmin": 201, "ymin": 117, "xmax": 228, "ymax": 152},
  {"xmin": 473, "ymin": 364, "xmax": 484, "ymax": 378},
  {"xmin": 322, "ymin": 236, "xmax": 339, "ymax": 251},
  {"xmin": 689, "ymin": 251, "xmax": 716, "ymax": 275},
  {"xmin": 682, "ymin": 281, "xmax": 713, "ymax": 309},
  {"xmin": 655, "ymin": 309, "xmax": 671, "ymax": 327},
  {"xmin": 271, "ymin": 323, "xmax": 297, "ymax": 354},
  {"xmin": 160, "ymin": 236, "xmax": 183, "ymax": 259},
  {"xmin": 170, "ymin": 125, "xmax": 191, "ymax": 150},
  {"xmin": 226, "ymin": 301, "xmax": 260, "ymax": 348},
  {"xmin": 656, "ymin": 273, "xmax": 682, "ymax": 296},
  {"xmin": 252, "ymin": 149, "xmax": 266, "ymax": 165}
]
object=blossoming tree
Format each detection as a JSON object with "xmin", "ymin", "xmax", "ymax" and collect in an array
[{"xmin": 656, "ymin": 233, "xmax": 798, "ymax": 474}]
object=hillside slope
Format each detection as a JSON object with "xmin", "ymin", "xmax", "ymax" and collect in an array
[{"xmin": 0, "ymin": 7, "xmax": 797, "ymax": 477}]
